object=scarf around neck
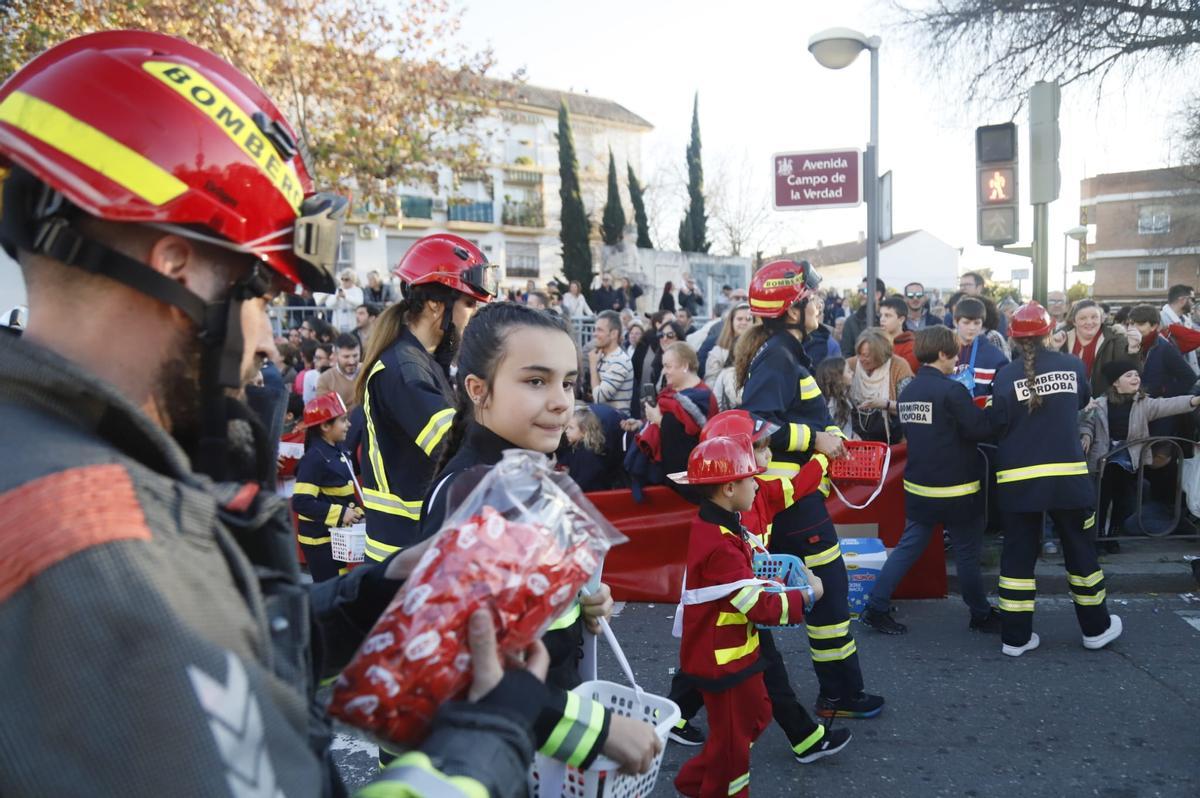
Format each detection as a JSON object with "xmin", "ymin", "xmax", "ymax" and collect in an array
[{"xmin": 851, "ymin": 356, "xmax": 891, "ymax": 405}]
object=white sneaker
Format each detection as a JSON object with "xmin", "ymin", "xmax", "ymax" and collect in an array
[
  {"xmin": 1082, "ymin": 614, "xmax": 1123, "ymax": 650},
  {"xmin": 1001, "ymin": 633, "xmax": 1040, "ymax": 657}
]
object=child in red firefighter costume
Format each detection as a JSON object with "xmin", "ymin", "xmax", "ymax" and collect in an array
[
  {"xmin": 291, "ymin": 393, "xmax": 362, "ymax": 582},
  {"xmin": 668, "ymin": 412, "xmax": 853, "ymax": 762},
  {"xmin": 738, "ymin": 259, "xmax": 885, "ymax": 719},
  {"xmin": 670, "ymin": 434, "xmax": 825, "ymax": 797}
]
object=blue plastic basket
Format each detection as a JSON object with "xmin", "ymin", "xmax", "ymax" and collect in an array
[{"xmin": 751, "ymin": 553, "xmax": 807, "ymax": 629}]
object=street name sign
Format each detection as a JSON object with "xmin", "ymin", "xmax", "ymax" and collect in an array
[{"xmin": 773, "ymin": 149, "xmax": 862, "ymax": 210}]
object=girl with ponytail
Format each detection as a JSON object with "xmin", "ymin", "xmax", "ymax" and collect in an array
[
  {"xmin": 989, "ymin": 301, "xmax": 1121, "ymax": 657},
  {"xmin": 417, "ymin": 301, "xmax": 663, "ymax": 775}
]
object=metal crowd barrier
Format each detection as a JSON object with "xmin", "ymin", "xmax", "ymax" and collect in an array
[{"xmin": 1093, "ymin": 435, "xmax": 1200, "ymax": 541}]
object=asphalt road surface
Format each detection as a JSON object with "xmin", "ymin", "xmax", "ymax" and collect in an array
[{"xmin": 333, "ymin": 593, "xmax": 1200, "ymax": 797}]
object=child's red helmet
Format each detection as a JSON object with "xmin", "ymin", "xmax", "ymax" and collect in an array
[
  {"xmin": 669, "ymin": 434, "xmax": 765, "ymax": 485},
  {"xmin": 299, "ymin": 392, "xmax": 348, "ymax": 431},
  {"xmin": 1010, "ymin": 301, "xmax": 1055, "ymax": 339},
  {"xmin": 393, "ymin": 233, "xmax": 497, "ymax": 303},
  {"xmin": 749, "ymin": 259, "xmax": 821, "ymax": 318},
  {"xmin": 0, "ymin": 30, "xmax": 344, "ymax": 292},
  {"xmin": 701, "ymin": 410, "xmax": 778, "ymax": 444}
]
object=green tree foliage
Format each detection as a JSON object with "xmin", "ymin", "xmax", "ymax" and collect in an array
[
  {"xmin": 601, "ymin": 149, "xmax": 626, "ymax": 246},
  {"xmin": 627, "ymin": 162, "xmax": 653, "ymax": 249},
  {"xmin": 0, "ymin": 0, "xmax": 499, "ymax": 215},
  {"xmin": 557, "ymin": 100, "xmax": 593, "ymax": 288},
  {"xmin": 678, "ymin": 92, "xmax": 709, "ymax": 253}
]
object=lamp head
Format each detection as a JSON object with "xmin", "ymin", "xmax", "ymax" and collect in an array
[{"xmin": 808, "ymin": 27, "xmax": 873, "ymax": 69}]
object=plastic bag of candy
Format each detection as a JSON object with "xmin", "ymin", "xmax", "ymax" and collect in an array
[{"xmin": 328, "ymin": 449, "xmax": 627, "ymax": 746}]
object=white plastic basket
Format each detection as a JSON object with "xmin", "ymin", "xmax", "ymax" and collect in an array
[
  {"xmin": 530, "ymin": 618, "xmax": 679, "ymax": 798},
  {"xmin": 330, "ymin": 523, "xmax": 366, "ymax": 563}
]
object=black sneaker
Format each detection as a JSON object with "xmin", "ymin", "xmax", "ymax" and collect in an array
[
  {"xmin": 860, "ymin": 607, "xmax": 907, "ymax": 635},
  {"xmin": 969, "ymin": 607, "xmax": 1002, "ymax": 634},
  {"xmin": 668, "ymin": 719, "xmax": 705, "ymax": 746},
  {"xmin": 815, "ymin": 692, "xmax": 885, "ymax": 719},
  {"xmin": 793, "ymin": 726, "xmax": 852, "ymax": 763}
]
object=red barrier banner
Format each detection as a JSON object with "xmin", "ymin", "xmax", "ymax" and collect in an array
[{"xmin": 595, "ymin": 444, "xmax": 947, "ymax": 603}]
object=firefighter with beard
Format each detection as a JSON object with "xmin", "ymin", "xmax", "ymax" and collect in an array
[
  {"xmin": 0, "ymin": 31, "xmax": 544, "ymax": 797},
  {"xmin": 355, "ymin": 233, "xmax": 496, "ymax": 563},
  {"xmin": 738, "ymin": 260, "xmax": 885, "ymax": 720}
]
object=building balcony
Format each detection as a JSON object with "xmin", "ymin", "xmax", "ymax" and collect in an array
[
  {"xmin": 400, "ymin": 195, "xmax": 433, "ymax": 220},
  {"xmin": 448, "ymin": 200, "xmax": 494, "ymax": 224},
  {"xmin": 502, "ymin": 199, "xmax": 544, "ymax": 228},
  {"xmin": 504, "ymin": 167, "xmax": 542, "ymax": 185}
]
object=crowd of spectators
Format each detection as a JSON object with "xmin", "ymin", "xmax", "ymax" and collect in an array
[{"xmin": 269, "ymin": 265, "xmax": 1200, "ymax": 544}]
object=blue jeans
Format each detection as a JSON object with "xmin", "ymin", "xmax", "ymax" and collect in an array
[{"xmin": 867, "ymin": 516, "xmax": 991, "ymax": 619}]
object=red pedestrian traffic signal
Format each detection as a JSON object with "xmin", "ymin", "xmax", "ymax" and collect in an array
[{"xmin": 976, "ymin": 123, "xmax": 1019, "ymax": 245}]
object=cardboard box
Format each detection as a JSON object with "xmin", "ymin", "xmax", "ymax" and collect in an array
[{"xmin": 840, "ymin": 537, "xmax": 887, "ymax": 618}]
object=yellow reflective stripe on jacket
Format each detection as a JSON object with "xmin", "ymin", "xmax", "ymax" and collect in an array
[
  {"xmin": 995, "ymin": 461, "xmax": 1088, "ymax": 484},
  {"xmin": 415, "ymin": 407, "xmax": 456, "ymax": 456},
  {"xmin": 806, "ymin": 620, "xmax": 850, "ymax": 640},
  {"xmin": 320, "ymin": 482, "xmax": 356, "ymax": 497},
  {"xmin": 361, "ymin": 750, "xmax": 488, "ymax": 798},
  {"xmin": 324, "ymin": 504, "xmax": 343, "ymax": 527},
  {"xmin": 716, "ymin": 611, "xmax": 748, "ymax": 626},
  {"xmin": 362, "ymin": 487, "xmax": 421, "ymax": 519},
  {"xmin": 364, "ymin": 535, "xmax": 402, "ymax": 562},
  {"xmin": 547, "ymin": 600, "xmax": 582, "ymax": 631},
  {"xmin": 778, "ymin": 591, "xmax": 790, "ymax": 625},
  {"xmin": 293, "ymin": 482, "xmax": 320, "ymax": 497},
  {"xmin": 363, "ymin": 360, "xmax": 390, "ymax": 493},
  {"xmin": 786, "ymin": 422, "xmax": 812, "ymax": 452},
  {"xmin": 728, "ymin": 772, "xmax": 750, "ymax": 795},
  {"xmin": 998, "ymin": 576, "xmax": 1036, "ymax": 591},
  {"xmin": 1083, "ymin": 513, "xmax": 1097, "ymax": 530},
  {"xmin": 810, "ymin": 639, "xmax": 857, "ymax": 662},
  {"xmin": 998, "ymin": 597, "xmax": 1036, "ymax": 612},
  {"xmin": 714, "ymin": 627, "xmax": 760, "ymax": 665},
  {"xmin": 1071, "ymin": 589, "xmax": 1107, "ymax": 606},
  {"xmin": 730, "ymin": 585, "xmax": 762, "ymax": 614},
  {"xmin": 805, "ymin": 542, "xmax": 842, "ymax": 568},
  {"xmin": 297, "ymin": 533, "xmax": 332, "ymax": 546},
  {"xmin": 799, "ymin": 375, "xmax": 821, "ymax": 401},
  {"xmin": 903, "ymin": 479, "xmax": 981, "ymax": 498},
  {"xmin": 0, "ymin": 91, "xmax": 188, "ymax": 206},
  {"xmin": 1068, "ymin": 570, "xmax": 1104, "ymax": 588},
  {"xmin": 540, "ymin": 692, "xmax": 605, "ymax": 767}
]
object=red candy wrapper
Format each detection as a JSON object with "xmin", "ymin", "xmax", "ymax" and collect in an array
[{"xmin": 328, "ymin": 450, "xmax": 626, "ymax": 746}]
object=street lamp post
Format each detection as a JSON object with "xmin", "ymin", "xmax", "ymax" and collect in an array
[
  {"xmin": 808, "ymin": 27, "xmax": 882, "ymax": 323},
  {"xmin": 1062, "ymin": 225, "xmax": 1088, "ymax": 295}
]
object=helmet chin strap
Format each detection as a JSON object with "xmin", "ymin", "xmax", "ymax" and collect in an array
[{"xmin": 2, "ymin": 173, "xmax": 266, "ymax": 483}]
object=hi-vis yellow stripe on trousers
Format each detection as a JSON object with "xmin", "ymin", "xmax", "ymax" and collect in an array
[
  {"xmin": 805, "ymin": 542, "xmax": 842, "ymax": 568},
  {"xmin": 728, "ymin": 772, "xmax": 750, "ymax": 795},
  {"xmin": 996, "ymin": 461, "xmax": 1088, "ymax": 484},
  {"xmin": 810, "ymin": 640, "xmax": 857, "ymax": 662},
  {"xmin": 903, "ymin": 480, "xmax": 981, "ymax": 498},
  {"xmin": 807, "ymin": 620, "xmax": 850, "ymax": 640},
  {"xmin": 0, "ymin": 91, "xmax": 188, "ymax": 206}
]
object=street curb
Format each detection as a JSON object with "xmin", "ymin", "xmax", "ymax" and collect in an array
[{"xmin": 947, "ymin": 545, "xmax": 1199, "ymax": 595}]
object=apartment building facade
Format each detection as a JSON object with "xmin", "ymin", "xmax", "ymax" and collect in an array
[
  {"xmin": 1080, "ymin": 167, "xmax": 1200, "ymax": 303},
  {"xmin": 340, "ymin": 79, "xmax": 652, "ymax": 290}
]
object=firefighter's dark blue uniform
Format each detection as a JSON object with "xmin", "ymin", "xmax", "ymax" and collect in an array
[
  {"xmin": 291, "ymin": 437, "xmax": 358, "ymax": 582},
  {"xmin": 739, "ymin": 331, "xmax": 867, "ymax": 707},
  {"xmin": 989, "ymin": 347, "xmax": 1112, "ymax": 646},
  {"xmin": 899, "ymin": 366, "xmax": 993, "ymax": 524},
  {"xmin": 359, "ymin": 328, "xmax": 455, "ymax": 562}
]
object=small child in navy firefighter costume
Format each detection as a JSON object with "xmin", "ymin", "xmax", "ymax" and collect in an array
[
  {"xmin": 291, "ymin": 393, "xmax": 362, "ymax": 582},
  {"xmin": 990, "ymin": 301, "xmax": 1122, "ymax": 656},
  {"xmin": 670, "ymin": 434, "xmax": 823, "ymax": 798},
  {"xmin": 738, "ymin": 259, "xmax": 884, "ymax": 719}
]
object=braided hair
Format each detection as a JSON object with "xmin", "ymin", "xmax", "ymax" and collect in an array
[
  {"xmin": 1014, "ymin": 335, "xmax": 1046, "ymax": 412},
  {"xmin": 436, "ymin": 301, "xmax": 573, "ymax": 473}
]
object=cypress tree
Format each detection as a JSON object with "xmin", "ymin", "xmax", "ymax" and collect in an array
[
  {"xmin": 556, "ymin": 100, "xmax": 593, "ymax": 287},
  {"xmin": 601, "ymin": 149, "xmax": 626, "ymax": 246},
  {"xmin": 627, "ymin": 163, "xmax": 653, "ymax": 249},
  {"xmin": 678, "ymin": 92, "xmax": 710, "ymax": 253}
]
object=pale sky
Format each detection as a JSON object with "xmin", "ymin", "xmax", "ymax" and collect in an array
[{"xmin": 458, "ymin": 0, "xmax": 1199, "ymax": 290}]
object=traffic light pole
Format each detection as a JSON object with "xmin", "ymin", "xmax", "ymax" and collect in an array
[{"xmin": 1032, "ymin": 202, "xmax": 1049, "ymax": 305}]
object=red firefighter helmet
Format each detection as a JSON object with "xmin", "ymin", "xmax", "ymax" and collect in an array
[
  {"xmin": 0, "ymin": 30, "xmax": 344, "ymax": 292},
  {"xmin": 701, "ymin": 409, "xmax": 778, "ymax": 444},
  {"xmin": 669, "ymin": 434, "xmax": 765, "ymax": 485},
  {"xmin": 298, "ymin": 392, "xmax": 348, "ymax": 431},
  {"xmin": 394, "ymin": 233, "xmax": 497, "ymax": 303},
  {"xmin": 1010, "ymin": 300, "xmax": 1055, "ymax": 339},
  {"xmin": 749, "ymin": 259, "xmax": 821, "ymax": 318}
]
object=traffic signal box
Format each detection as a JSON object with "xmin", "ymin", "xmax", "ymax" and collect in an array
[{"xmin": 976, "ymin": 123, "xmax": 1019, "ymax": 246}]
